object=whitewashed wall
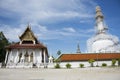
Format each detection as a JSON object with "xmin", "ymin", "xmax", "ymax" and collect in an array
[{"xmin": 57, "ymin": 61, "xmax": 118, "ymax": 68}]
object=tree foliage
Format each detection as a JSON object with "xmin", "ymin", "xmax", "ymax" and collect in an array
[
  {"xmin": 118, "ymin": 58, "xmax": 120, "ymax": 66},
  {"xmin": 88, "ymin": 59, "xmax": 95, "ymax": 67},
  {"xmin": 57, "ymin": 50, "xmax": 61, "ymax": 56},
  {"xmin": 0, "ymin": 32, "xmax": 9, "ymax": 62},
  {"xmin": 111, "ymin": 59, "xmax": 116, "ymax": 66}
]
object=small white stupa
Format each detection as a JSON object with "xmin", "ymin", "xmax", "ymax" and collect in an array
[{"xmin": 87, "ymin": 6, "xmax": 120, "ymax": 53}]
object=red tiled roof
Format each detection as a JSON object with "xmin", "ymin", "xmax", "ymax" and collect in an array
[
  {"xmin": 6, "ymin": 43, "xmax": 46, "ymax": 49},
  {"xmin": 58, "ymin": 53, "xmax": 120, "ymax": 62}
]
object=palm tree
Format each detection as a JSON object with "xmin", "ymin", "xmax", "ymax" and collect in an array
[{"xmin": 88, "ymin": 59, "xmax": 95, "ymax": 67}]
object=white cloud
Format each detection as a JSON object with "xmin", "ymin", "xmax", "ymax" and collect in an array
[
  {"xmin": 63, "ymin": 27, "xmax": 76, "ymax": 32},
  {"xmin": 0, "ymin": 0, "xmax": 96, "ymax": 23},
  {"xmin": 0, "ymin": 0, "xmax": 97, "ymax": 41},
  {"xmin": 0, "ymin": 23, "xmax": 94, "ymax": 41},
  {"xmin": 0, "ymin": 24, "xmax": 25, "ymax": 41},
  {"xmin": 79, "ymin": 28, "xmax": 95, "ymax": 34}
]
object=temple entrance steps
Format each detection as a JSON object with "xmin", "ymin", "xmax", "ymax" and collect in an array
[
  {"xmin": 6, "ymin": 63, "xmax": 16, "ymax": 68},
  {"xmin": 16, "ymin": 62, "xmax": 33, "ymax": 68},
  {"xmin": 35, "ymin": 63, "xmax": 48, "ymax": 68},
  {"xmin": 6, "ymin": 63, "xmax": 50, "ymax": 68},
  {"xmin": 6, "ymin": 62, "xmax": 32, "ymax": 68}
]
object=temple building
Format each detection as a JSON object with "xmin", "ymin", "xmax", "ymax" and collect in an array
[
  {"xmin": 87, "ymin": 6, "xmax": 120, "ymax": 53},
  {"xmin": 5, "ymin": 25, "xmax": 49, "ymax": 68}
]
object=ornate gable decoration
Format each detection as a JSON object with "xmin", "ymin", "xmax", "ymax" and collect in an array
[{"xmin": 19, "ymin": 25, "xmax": 37, "ymax": 42}]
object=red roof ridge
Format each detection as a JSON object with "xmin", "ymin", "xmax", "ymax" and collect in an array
[{"xmin": 58, "ymin": 53, "xmax": 120, "ymax": 62}]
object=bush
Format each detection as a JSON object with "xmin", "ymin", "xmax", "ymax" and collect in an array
[
  {"xmin": 102, "ymin": 63, "xmax": 107, "ymax": 67},
  {"xmin": 66, "ymin": 63, "xmax": 71, "ymax": 68},
  {"xmin": 54, "ymin": 63, "xmax": 60, "ymax": 68},
  {"xmin": 79, "ymin": 64, "xmax": 84, "ymax": 68}
]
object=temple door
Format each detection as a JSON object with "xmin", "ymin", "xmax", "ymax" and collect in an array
[
  {"xmin": 30, "ymin": 53, "xmax": 33, "ymax": 62},
  {"xmin": 25, "ymin": 52, "xmax": 29, "ymax": 62},
  {"xmin": 19, "ymin": 53, "xmax": 22, "ymax": 62}
]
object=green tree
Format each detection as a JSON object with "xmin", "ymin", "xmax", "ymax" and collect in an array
[
  {"xmin": 88, "ymin": 59, "xmax": 95, "ymax": 67},
  {"xmin": 118, "ymin": 58, "xmax": 120, "ymax": 66},
  {"xmin": 57, "ymin": 50, "xmax": 61, "ymax": 56},
  {"xmin": 111, "ymin": 59, "xmax": 116, "ymax": 66},
  {"xmin": 54, "ymin": 58, "xmax": 61, "ymax": 64},
  {"xmin": 0, "ymin": 32, "xmax": 9, "ymax": 62}
]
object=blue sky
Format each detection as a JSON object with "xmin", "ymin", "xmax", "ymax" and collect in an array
[{"xmin": 0, "ymin": 0, "xmax": 120, "ymax": 57}]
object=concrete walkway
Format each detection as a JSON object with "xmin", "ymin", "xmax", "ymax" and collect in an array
[{"xmin": 0, "ymin": 67, "xmax": 120, "ymax": 80}]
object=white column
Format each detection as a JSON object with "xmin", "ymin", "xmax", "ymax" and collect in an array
[
  {"xmin": 43, "ymin": 49, "xmax": 46, "ymax": 64},
  {"xmin": 5, "ymin": 50, "xmax": 9, "ymax": 64},
  {"xmin": 8, "ymin": 51, "xmax": 11, "ymax": 63},
  {"xmin": 10, "ymin": 50, "xmax": 13, "ymax": 63},
  {"xmin": 28, "ymin": 50, "xmax": 32, "ymax": 62},
  {"xmin": 33, "ymin": 40, "xmax": 35, "ymax": 44},
  {"xmin": 14, "ymin": 50, "xmax": 19, "ymax": 63},
  {"xmin": 28, "ymin": 54, "xmax": 31, "ymax": 62},
  {"xmin": 39, "ymin": 50, "xmax": 42, "ymax": 63},
  {"xmin": 20, "ymin": 41, "xmax": 22, "ymax": 44},
  {"xmin": 33, "ymin": 50, "xmax": 35, "ymax": 63},
  {"xmin": 21, "ymin": 52, "xmax": 25, "ymax": 63}
]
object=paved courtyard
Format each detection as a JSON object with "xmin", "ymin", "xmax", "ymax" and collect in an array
[{"xmin": 0, "ymin": 67, "xmax": 120, "ymax": 80}]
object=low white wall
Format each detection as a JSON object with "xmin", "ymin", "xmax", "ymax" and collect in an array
[{"xmin": 57, "ymin": 61, "xmax": 118, "ymax": 68}]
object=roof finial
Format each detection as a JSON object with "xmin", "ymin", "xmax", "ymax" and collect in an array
[{"xmin": 27, "ymin": 22, "xmax": 31, "ymax": 29}]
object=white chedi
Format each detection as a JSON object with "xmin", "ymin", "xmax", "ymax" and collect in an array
[{"xmin": 87, "ymin": 6, "xmax": 120, "ymax": 53}]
